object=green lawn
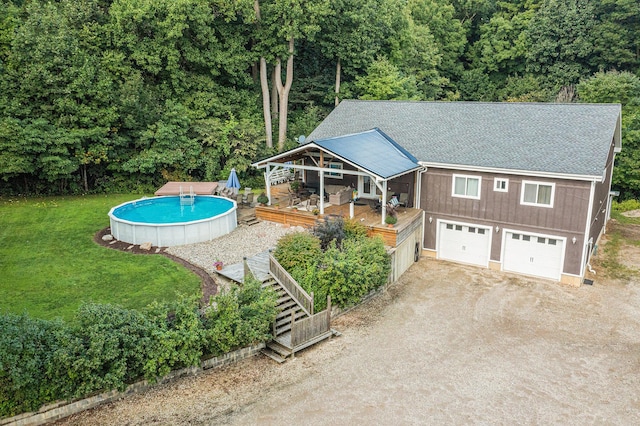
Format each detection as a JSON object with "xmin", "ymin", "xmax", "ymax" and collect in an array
[{"xmin": 0, "ymin": 194, "xmax": 201, "ymax": 321}]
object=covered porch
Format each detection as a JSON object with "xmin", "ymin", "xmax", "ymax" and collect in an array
[{"xmin": 252, "ymin": 128, "xmax": 424, "ymax": 227}]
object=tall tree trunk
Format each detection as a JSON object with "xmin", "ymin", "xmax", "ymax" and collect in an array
[
  {"xmin": 335, "ymin": 58, "xmax": 341, "ymax": 107},
  {"xmin": 271, "ymin": 67, "xmax": 278, "ymax": 120},
  {"xmin": 254, "ymin": 0, "xmax": 272, "ymax": 148},
  {"xmin": 275, "ymin": 37, "xmax": 294, "ymax": 150},
  {"xmin": 259, "ymin": 57, "xmax": 272, "ymax": 148}
]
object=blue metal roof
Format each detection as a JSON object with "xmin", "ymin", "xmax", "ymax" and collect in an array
[{"xmin": 314, "ymin": 129, "xmax": 421, "ymax": 179}]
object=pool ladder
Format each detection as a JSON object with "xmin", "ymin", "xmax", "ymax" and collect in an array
[{"xmin": 179, "ymin": 185, "xmax": 196, "ymax": 206}]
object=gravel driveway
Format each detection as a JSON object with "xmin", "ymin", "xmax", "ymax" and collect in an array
[{"xmin": 59, "ymin": 229, "xmax": 640, "ymax": 425}]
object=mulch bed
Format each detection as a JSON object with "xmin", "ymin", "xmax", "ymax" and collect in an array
[{"xmin": 94, "ymin": 227, "xmax": 218, "ymax": 306}]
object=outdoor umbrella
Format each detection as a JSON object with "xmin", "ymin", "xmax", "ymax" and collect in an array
[{"xmin": 226, "ymin": 168, "xmax": 241, "ymax": 195}]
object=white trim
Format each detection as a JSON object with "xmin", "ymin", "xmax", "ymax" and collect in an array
[
  {"xmin": 452, "ymin": 174, "xmax": 481, "ymax": 200},
  {"xmin": 494, "ymin": 177, "xmax": 509, "ymax": 192},
  {"xmin": 418, "ymin": 161, "xmax": 603, "ymax": 182},
  {"xmin": 501, "ymin": 228, "xmax": 567, "ymax": 281},
  {"xmin": 436, "ymin": 218, "xmax": 493, "ymax": 268},
  {"xmin": 520, "ymin": 180, "xmax": 555, "ymax": 208},
  {"xmin": 580, "ymin": 181, "xmax": 596, "ymax": 278}
]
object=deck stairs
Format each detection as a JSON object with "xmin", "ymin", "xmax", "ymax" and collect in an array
[{"xmin": 259, "ymin": 255, "xmax": 337, "ymax": 363}]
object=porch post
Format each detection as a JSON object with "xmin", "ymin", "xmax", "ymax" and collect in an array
[
  {"xmin": 265, "ymin": 165, "xmax": 272, "ymax": 205},
  {"xmin": 319, "ymin": 170, "xmax": 325, "ymax": 215},
  {"xmin": 381, "ymin": 180, "xmax": 388, "ymax": 225},
  {"xmin": 319, "ymin": 151, "xmax": 325, "ymax": 215}
]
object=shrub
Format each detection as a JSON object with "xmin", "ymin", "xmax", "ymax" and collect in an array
[
  {"xmin": 273, "ymin": 232, "xmax": 322, "ymax": 271},
  {"xmin": 318, "ymin": 237, "xmax": 390, "ymax": 307},
  {"xmin": 313, "ymin": 216, "xmax": 346, "ymax": 249},
  {"xmin": 385, "ymin": 215, "xmax": 398, "ymax": 225},
  {"xmin": 202, "ymin": 277, "xmax": 277, "ymax": 356},
  {"xmin": 0, "ymin": 314, "xmax": 69, "ymax": 417},
  {"xmin": 257, "ymin": 193, "xmax": 269, "ymax": 204},
  {"xmin": 343, "ymin": 219, "xmax": 368, "ymax": 240},
  {"xmin": 0, "ymin": 286, "xmax": 278, "ymax": 418},
  {"xmin": 613, "ymin": 199, "xmax": 640, "ymax": 213}
]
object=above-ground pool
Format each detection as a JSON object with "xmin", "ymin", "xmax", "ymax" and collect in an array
[{"xmin": 108, "ymin": 196, "xmax": 237, "ymax": 247}]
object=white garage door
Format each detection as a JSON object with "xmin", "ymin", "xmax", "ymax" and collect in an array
[
  {"xmin": 438, "ymin": 222, "xmax": 491, "ymax": 267},
  {"xmin": 503, "ymin": 231, "xmax": 564, "ymax": 280}
]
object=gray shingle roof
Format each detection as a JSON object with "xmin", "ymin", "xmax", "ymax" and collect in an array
[
  {"xmin": 307, "ymin": 100, "xmax": 621, "ymax": 177},
  {"xmin": 314, "ymin": 129, "xmax": 421, "ymax": 179}
]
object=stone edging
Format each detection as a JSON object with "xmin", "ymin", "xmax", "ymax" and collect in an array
[{"xmin": 1, "ymin": 343, "xmax": 265, "ymax": 426}]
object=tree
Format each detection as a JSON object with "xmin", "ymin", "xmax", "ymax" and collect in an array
[
  {"xmin": 355, "ymin": 57, "xmax": 420, "ymax": 100},
  {"xmin": 578, "ymin": 71, "xmax": 640, "ymax": 199},
  {"xmin": 525, "ymin": 0, "xmax": 597, "ymax": 91}
]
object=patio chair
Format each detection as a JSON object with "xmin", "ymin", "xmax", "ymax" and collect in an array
[
  {"xmin": 307, "ymin": 193, "xmax": 320, "ymax": 210},
  {"xmin": 245, "ymin": 192, "xmax": 254, "ymax": 206},
  {"xmin": 398, "ymin": 192, "xmax": 409, "ymax": 207},
  {"xmin": 286, "ymin": 187, "xmax": 301, "ymax": 208},
  {"xmin": 236, "ymin": 193, "xmax": 244, "ymax": 206}
]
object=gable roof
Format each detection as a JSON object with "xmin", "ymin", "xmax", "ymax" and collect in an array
[
  {"xmin": 314, "ymin": 129, "xmax": 420, "ymax": 179},
  {"xmin": 307, "ymin": 100, "xmax": 622, "ymax": 179},
  {"xmin": 253, "ymin": 128, "xmax": 421, "ymax": 180}
]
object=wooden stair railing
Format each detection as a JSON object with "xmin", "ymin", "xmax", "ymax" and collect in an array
[{"xmin": 268, "ymin": 254, "xmax": 314, "ymax": 316}]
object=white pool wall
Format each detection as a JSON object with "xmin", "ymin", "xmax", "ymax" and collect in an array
[{"xmin": 108, "ymin": 196, "xmax": 237, "ymax": 247}]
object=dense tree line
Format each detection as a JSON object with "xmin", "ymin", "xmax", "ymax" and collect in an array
[{"xmin": 0, "ymin": 0, "xmax": 638, "ymax": 197}]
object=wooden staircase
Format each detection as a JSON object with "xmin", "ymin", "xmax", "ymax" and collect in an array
[{"xmin": 260, "ymin": 255, "xmax": 336, "ymax": 363}]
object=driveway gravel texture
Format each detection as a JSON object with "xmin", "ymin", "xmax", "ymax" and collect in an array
[{"xmin": 58, "ymin": 222, "xmax": 640, "ymax": 425}]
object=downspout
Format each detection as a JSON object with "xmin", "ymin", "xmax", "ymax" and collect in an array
[
  {"xmin": 586, "ymin": 238, "xmax": 596, "ymax": 274},
  {"xmin": 416, "ymin": 167, "xmax": 427, "ymax": 209},
  {"xmin": 580, "ymin": 180, "xmax": 597, "ymax": 278}
]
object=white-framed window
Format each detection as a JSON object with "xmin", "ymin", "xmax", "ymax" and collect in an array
[
  {"xmin": 452, "ymin": 174, "xmax": 481, "ymax": 199},
  {"xmin": 520, "ymin": 180, "xmax": 555, "ymax": 207},
  {"xmin": 494, "ymin": 178, "xmax": 508, "ymax": 192},
  {"xmin": 327, "ymin": 162, "xmax": 343, "ymax": 179}
]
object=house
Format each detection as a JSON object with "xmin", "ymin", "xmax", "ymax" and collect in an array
[{"xmin": 254, "ymin": 100, "xmax": 621, "ymax": 286}]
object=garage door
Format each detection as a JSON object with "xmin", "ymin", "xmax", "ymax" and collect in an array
[
  {"xmin": 503, "ymin": 231, "xmax": 564, "ymax": 280},
  {"xmin": 438, "ymin": 222, "xmax": 491, "ymax": 267}
]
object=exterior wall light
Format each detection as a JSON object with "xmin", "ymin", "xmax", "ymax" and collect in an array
[{"xmin": 572, "ymin": 237, "xmax": 577, "ymax": 244}]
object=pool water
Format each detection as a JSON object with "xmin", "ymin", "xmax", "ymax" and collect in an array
[{"xmin": 112, "ymin": 196, "xmax": 234, "ymax": 224}]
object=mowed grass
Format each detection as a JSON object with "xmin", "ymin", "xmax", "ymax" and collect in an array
[{"xmin": 0, "ymin": 194, "xmax": 201, "ymax": 321}]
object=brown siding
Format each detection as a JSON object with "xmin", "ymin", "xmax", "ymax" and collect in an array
[
  {"xmin": 421, "ymin": 168, "xmax": 592, "ymax": 275},
  {"xmin": 589, "ymin": 141, "xmax": 616, "ymax": 246}
]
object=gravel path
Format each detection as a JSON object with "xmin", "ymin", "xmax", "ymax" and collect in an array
[{"xmin": 165, "ymin": 221, "xmax": 303, "ymax": 275}]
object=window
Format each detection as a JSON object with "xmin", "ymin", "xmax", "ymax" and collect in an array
[
  {"xmin": 522, "ymin": 235, "xmax": 531, "ymax": 241},
  {"xmin": 446, "ymin": 223, "xmax": 453, "ymax": 230},
  {"xmin": 327, "ymin": 162, "xmax": 343, "ymax": 179},
  {"xmin": 494, "ymin": 178, "xmax": 508, "ymax": 192},
  {"xmin": 452, "ymin": 174, "xmax": 481, "ymax": 199},
  {"xmin": 521, "ymin": 181, "xmax": 554, "ymax": 207}
]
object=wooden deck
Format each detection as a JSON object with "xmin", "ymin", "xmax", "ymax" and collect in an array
[
  {"xmin": 154, "ymin": 181, "xmax": 218, "ymax": 196},
  {"xmin": 256, "ymin": 202, "xmax": 423, "ymax": 247}
]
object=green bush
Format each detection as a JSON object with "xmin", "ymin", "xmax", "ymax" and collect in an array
[
  {"xmin": 202, "ymin": 278, "xmax": 277, "ymax": 356},
  {"xmin": 613, "ymin": 199, "xmax": 640, "ymax": 212},
  {"xmin": 0, "ymin": 284, "xmax": 278, "ymax": 419},
  {"xmin": 343, "ymin": 219, "xmax": 369, "ymax": 240},
  {"xmin": 319, "ymin": 237, "xmax": 390, "ymax": 308},
  {"xmin": 0, "ymin": 314, "xmax": 68, "ymax": 417},
  {"xmin": 274, "ymin": 228, "xmax": 391, "ymax": 311},
  {"xmin": 273, "ymin": 232, "xmax": 322, "ymax": 271}
]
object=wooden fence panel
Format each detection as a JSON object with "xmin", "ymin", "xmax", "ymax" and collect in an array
[{"xmin": 291, "ymin": 309, "xmax": 331, "ymax": 348}]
